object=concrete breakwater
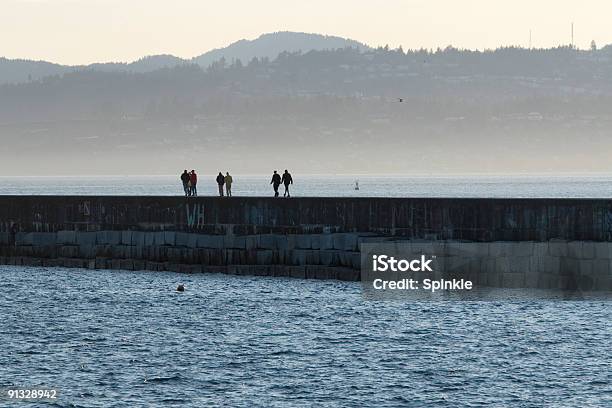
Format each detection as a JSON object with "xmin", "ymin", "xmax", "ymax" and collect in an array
[{"xmin": 0, "ymin": 196, "xmax": 611, "ymax": 290}]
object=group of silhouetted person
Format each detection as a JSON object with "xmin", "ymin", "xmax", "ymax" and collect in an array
[
  {"xmin": 181, "ymin": 169, "xmax": 233, "ymax": 197},
  {"xmin": 271, "ymin": 170, "xmax": 293, "ymax": 197},
  {"xmin": 180, "ymin": 170, "xmax": 199, "ymax": 196},
  {"xmin": 179, "ymin": 169, "xmax": 293, "ymax": 197},
  {"xmin": 215, "ymin": 172, "xmax": 233, "ymax": 197}
]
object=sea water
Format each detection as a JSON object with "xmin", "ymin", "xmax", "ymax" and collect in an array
[{"xmin": 0, "ymin": 266, "xmax": 610, "ymax": 407}]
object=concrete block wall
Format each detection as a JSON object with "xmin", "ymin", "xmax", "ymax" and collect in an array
[
  {"xmin": 0, "ymin": 230, "xmax": 366, "ymax": 281},
  {"xmin": 0, "ymin": 197, "xmax": 612, "ymax": 287},
  {"xmin": 3, "ymin": 196, "xmax": 612, "ymax": 241},
  {"xmin": 2, "ymin": 230, "xmax": 612, "ymax": 288}
]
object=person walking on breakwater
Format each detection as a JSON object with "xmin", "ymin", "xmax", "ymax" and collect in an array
[
  {"xmin": 180, "ymin": 169, "xmax": 190, "ymax": 196},
  {"xmin": 225, "ymin": 172, "xmax": 233, "ymax": 197},
  {"xmin": 282, "ymin": 169, "xmax": 293, "ymax": 197},
  {"xmin": 270, "ymin": 170, "xmax": 281, "ymax": 197},
  {"xmin": 189, "ymin": 170, "xmax": 198, "ymax": 196},
  {"xmin": 216, "ymin": 172, "xmax": 225, "ymax": 197}
]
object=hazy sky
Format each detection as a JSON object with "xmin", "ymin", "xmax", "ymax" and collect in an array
[{"xmin": 2, "ymin": 0, "xmax": 611, "ymax": 64}]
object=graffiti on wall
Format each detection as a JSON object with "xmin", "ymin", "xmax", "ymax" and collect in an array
[
  {"xmin": 605, "ymin": 209, "xmax": 612, "ymax": 240},
  {"xmin": 80, "ymin": 201, "xmax": 91, "ymax": 216},
  {"xmin": 186, "ymin": 203, "xmax": 205, "ymax": 228}
]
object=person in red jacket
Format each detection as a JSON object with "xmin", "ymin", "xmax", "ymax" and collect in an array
[{"xmin": 189, "ymin": 170, "xmax": 198, "ymax": 196}]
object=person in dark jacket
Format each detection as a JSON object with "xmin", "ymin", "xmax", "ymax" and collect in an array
[
  {"xmin": 270, "ymin": 170, "xmax": 281, "ymax": 197},
  {"xmin": 216, "ymin": 172, "xmax": 225, "ymax": 197},
  {"xmin": 281, "ymin": 169, "xmax": 293, "ymax": 197},
  {"xmin": 180, "ymin": 170, "xmax": 190, "ymax": 196},
  {"xmin": 189, "ymin": 170, "xmax": 198, "ymax": 196}
]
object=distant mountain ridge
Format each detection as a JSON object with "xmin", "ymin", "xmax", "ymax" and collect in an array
[
  {"xmin": 0, "ymin": 57, "xmax": 68, "ymax": 85},
  {"xmin": 88, "ymin": 55, "xmax": 187, "ymax": 73},
  {"xmin": 191, "ymin": 31, "xmax": 370, "ymax": 67},
  {"xmin": 0, "ymin": 32, "xmax": 370, "ymax": 84}
]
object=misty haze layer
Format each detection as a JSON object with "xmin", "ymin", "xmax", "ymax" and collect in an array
[{"xmin": 1, "ymin": 33, "xmax": 612, "ymax": 175}]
